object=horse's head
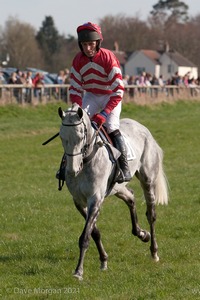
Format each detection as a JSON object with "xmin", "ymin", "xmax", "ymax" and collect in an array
[{"xmin": 58, "ymin": 104, "xmax": 89, "ymax": 176}]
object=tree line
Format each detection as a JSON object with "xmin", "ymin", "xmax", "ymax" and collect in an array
[{"xmin": 0, "ymin": 0, "xmax": 200, "ymax": 75}]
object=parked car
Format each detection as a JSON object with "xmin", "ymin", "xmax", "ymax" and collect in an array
[
  {"xmin": 0, "ymin": 70, "xmax": 8, "ymax": 84},
  {"xmin": 26, "ymin": 68, "xmax": 55, "ymax": 85},
  {"xmin": 1, "ymin": 67, "xmax": 18, "ymax": 83},
  {"xmin": 47, "ymin": 73, "xmax": 58, "ymax": 84}
]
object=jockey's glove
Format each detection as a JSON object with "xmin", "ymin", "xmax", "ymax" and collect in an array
[{"xmin": 92, "ymin": 110, "xmax": 109, "ymax": 126}]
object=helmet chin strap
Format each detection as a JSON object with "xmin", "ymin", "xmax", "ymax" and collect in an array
[{"xmin": 96, "ymin": 40, "xmax": 101, "ymax": 51}]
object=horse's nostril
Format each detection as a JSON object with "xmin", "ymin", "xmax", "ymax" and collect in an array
[{"xmin": 67, "ymin": 170, "xmax": 76, "ymax": 176}]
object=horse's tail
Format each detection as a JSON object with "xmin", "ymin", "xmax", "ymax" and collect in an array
[{"xmin": 155, "ymin": 145, "xmax": 169, "ymax": 205}]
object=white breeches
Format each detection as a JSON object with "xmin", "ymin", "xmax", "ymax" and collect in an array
[{"xmin": 82, "ymin": 92, "xmax": 121, "ymax": 133}]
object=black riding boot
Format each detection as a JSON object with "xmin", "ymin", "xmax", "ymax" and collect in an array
[
  {"xmin": 109, "ymin": 129, "xmax": 132, "ymax": 183},
  {"xmin": 56, "ymin": 153, "xmax": 66, "ymax": 181}
]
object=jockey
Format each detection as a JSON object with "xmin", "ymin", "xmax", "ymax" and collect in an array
[{"xmin": 57, "ymin": 22, "xmax": 131, "ymax": 184}]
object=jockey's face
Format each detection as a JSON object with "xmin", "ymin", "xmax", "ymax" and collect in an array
[{"xmin": 81, "ymin": 41, "xmax": 97, "ymax": 58}]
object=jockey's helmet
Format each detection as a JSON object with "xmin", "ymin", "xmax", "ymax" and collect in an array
[{"xmin": 77, "ymin": 22, "xmax": 103, "ymax": 51}]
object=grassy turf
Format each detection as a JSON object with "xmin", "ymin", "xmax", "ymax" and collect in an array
[{"xmin": 0, "ymin": 101, "xmax": 200, "ymax": 299}]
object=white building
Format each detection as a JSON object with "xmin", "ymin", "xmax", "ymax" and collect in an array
[{"xmin": 124, "ymin": 49, "xmax": 198, "ymax": 81}]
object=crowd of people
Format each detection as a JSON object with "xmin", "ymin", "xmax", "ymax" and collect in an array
[
  {"xmin": 1, "ymin": 67, "xmax": 200, "ymax": 103},
  {"xmin": 0, "ymin": 68, "xmax": 70, "ymax": 102},
  {"xmin": 122, "ymin": 71, "xmax": 200, "ymax": 98}
]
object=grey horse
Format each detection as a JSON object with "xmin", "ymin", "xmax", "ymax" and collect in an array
[{"xmin": 58, "ymin": 103, "xmax": 168, "ymax": 280}]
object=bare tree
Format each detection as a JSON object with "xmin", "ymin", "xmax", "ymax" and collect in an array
[
  {"xmin": 0, "ymin": 17, "xmax": 44, "ymax": 69},
  {"xmin": 99, "ymin": 14, "xmax": 152, "ymax": 52}
]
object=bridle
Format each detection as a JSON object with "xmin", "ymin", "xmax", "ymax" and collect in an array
[{"xmin": 61, "ymin": 110, "xmax": 98, "ymax": 161}]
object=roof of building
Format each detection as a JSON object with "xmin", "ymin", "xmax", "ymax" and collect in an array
[
  {"xmin": 165, "ymin": 50, "xmax": 196, "ymax": 67},
  {"xmin": 140, "ymin": 50, "xmax": 161, "ymax": 65},
  {"xmin": 131, "ymin": 49, "xmax": 196, "ymax": 68}
]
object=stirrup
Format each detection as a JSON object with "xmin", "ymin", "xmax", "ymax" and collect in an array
[
  {"xmin": 56, "ymin": 167, "xmax": 66, "ymax": 191},
  {"xmin": 58, "ymin": 178, "xmax": 65, "ymax": 191},
  {"xmin": 114, "ymin": 169, "xmax": 131, "ymax": 184},
  {"xmin": 56, "ymin": 168, "xmax": 65, "ymax": 181},
  {"xmin": 114, "ymin": 169, "xmax": 125, "ymax": 184}
]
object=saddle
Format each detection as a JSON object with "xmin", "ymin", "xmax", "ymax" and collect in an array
[
  {"xmin": 91, "ymin": 122, "xmax": 121, "ymax": 163},
  {"xmin": 91, "ymin": 122, "xmax": 123, "ymax": 195}
]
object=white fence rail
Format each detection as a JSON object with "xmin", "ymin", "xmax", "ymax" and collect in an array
[
  {"xmin": 0, "ymin": 84, "xmax": 200, "ymax": 105},
  {"xmin": 0, "ymin": 84, "xmax": 70, "ymax": 105}
]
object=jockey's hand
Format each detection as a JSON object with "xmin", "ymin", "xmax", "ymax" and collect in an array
[{"xmin": 92, "ymin": 110, "xmax": 108, "ymax": 126}]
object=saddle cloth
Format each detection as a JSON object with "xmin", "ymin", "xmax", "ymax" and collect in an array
[{"xmin": 123, "ymin": 135, "xmax": 136, "ymax": 161}]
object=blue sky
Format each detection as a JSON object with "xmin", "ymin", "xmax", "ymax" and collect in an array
[{"xmin": 0, "ymin": 0, "xmax": 199, "ymax": 36}]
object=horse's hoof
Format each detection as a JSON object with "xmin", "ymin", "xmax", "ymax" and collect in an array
[
  {"xmin": 140, "ymin": 231, "xmax": 151, "ymax": 243},
  {"xmin": 152, "ymin": 253, "xmax": 160, "ymax": 262},
  {"xmin": 100, "ymin": 261, "xmax": 108, "ymax": 271},
  {"xmin": 73, "ymin": 272, "xmax": 83, "ymax": 280}
]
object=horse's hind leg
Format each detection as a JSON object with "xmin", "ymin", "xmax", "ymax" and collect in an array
[
  {"xmin": 115, "ymin": 187, "xmax": 150, "ymax": 243},
  {"xmin": 141, "ymin": 182, "xmax": 159, "ymax": 262}
]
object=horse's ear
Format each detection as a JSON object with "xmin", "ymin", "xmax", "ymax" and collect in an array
[
  {"xmin": 77, "ymin": 107, "xmax": 83, "ymax": 119},
  {"xmin": 58, "ymin": 107, "xmax": 65, "ymax": 119}
]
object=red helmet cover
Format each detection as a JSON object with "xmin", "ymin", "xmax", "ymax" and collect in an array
[{"xmin": 77, "ymin": 22, "xmax": 103, "ymax": 41}]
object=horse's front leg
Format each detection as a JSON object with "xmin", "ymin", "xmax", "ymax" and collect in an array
[
  {"xmin": 74, "ymin": 202, "xmax": 108, "ymax": 273},
  {"xmin": 91, "ymin": 226, "xmax": 108, "ymax": 270},
  {"xmin": 73, "ymin": 197, "xmax": 103, "ymax": 280}
]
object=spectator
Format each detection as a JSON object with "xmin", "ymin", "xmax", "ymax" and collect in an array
[
  {"xmin": 150, "ymin": 75, "xmax": 159, "ymax": 97},
  {"xmin": 145, "ymin": 73, "xmax": 152, "ymax": 87},
  {"xmin": 26, "ymin": 71, "xmax": 33, "ymax": 85},
  {"xmin": 32, "ymin": 72, "xmax": 44, "ymax": 98},
  {"xmin": 138, "ymin": 71, "xmax": 152, "ymax": 94},
  {"xmin": 172, "ymin": 71, "xmax": 182, "ymax": 86},
  {"xmin": 138, "ymin": 71, "xmax": 146, "ymax": 87},
  {"xmin": 64, "ymin": 68, "xmax": 70, "ymax": 84},
  {"xmin": 20, "ymin": 72, "xmax": 27, "ymax": 84},
  {"xmin": 128, "ymin": 75, "xmax": 135, "ymax": 97},
  {"xmin": 158, "ymin": 75, "xmax": 164, "ymax": 87},
  {"xmin": 150, "ymin": 75, "xmax": 159, "ymax": 86},
  {"xmin": 158, "ymin": 75, "xmax": 165, "ymax": 94},
  {"xmin": 122, "ymin": 74, "xmax": 129, "ymax": 93},
  {"xmin": 182, "ymin": 74, "xmax": 189, "ymax": 87},
  {"xmin": 188, "ymin": 77, "xmax": 199, "ymax": 96},
  {"xmin": 8, "ymin": 72, "xmax": 22, "ymax": 84},
  {"xmin": 26, "ymin": 71, "xmax": 33, "ymax": 102},
  {"xmin": 56, "ymin": 70, "xmax": 65, "ymax": 84},
  {"xmin": 8, "ymin": 72, "xmax": 22, "ymax": 102},
  {"xmin": 19, "ymin": 72, "xmax": 28, "ymax": 102},
  {"xmin": 16, "ymin": 69, "xmax": 23, "ymax": 81}
]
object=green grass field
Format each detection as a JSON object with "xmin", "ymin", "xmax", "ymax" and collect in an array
[{"xmin": 0, "ymin": 101, "xmax": 200, "ymax": 299}]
